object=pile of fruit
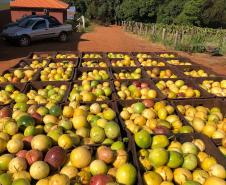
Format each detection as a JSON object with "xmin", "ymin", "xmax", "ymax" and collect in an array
[
  {"xmin": 0, "ymin": 69, "xmax": 37, "ymax": 83},
  {"xmin": 32, "ymin": 54, "xmax": 53, "ymax": 60},
  {"xmin": 119, "ymin": 100, "xmax": 192, "ymax": 134},
  {"xmin": 48, "ymin": 61, "xmax": 76, "ymax": 68},
  {"xmin": 114, "ymin": 81, "xmax": 158, "ymax": 100},
  {"xmin": 22, "ymin": 60, "xmax": 48, "ymax": 69},
  {"xmin": 200, "ymin": 80, "xmax": 226, "ymax": 97},
  {"xmin": 78, "ymin": 70, "xmax": 110, "ymax": 80},
  {"xmin": 40, "ymin": 67, "xmax": 73, "ymax": 81},
  {"xmin": 138, "ymin": 58, "xmax": 166, "ymax": 67},
  {"xmin": 69, "ymin": 81, "xmax": 112, "ymax": 102},
  {"xmin": 26, "ymin": 84, "xmax": 67, "ymax": 104},
  {"xmin": 183, "ymin": 68, "xmax": 213, "ymax": 77},
  {"xmin": 167, "ymin": 59, "xmax": 192, "ymax": 66},
  {"xmin": 0, "ymin": 51, "xmax": 224, "ymax": 185},
  {"xmin": 81, "ymin": 60, "xmax": 108, "ymax": 67},
  {"xmin": 136, "ymin": 53, "xmax": 153, "ymax": 59},
  {"xmin": 134, "ymin": 132, "xmax": 226, "ymax": 185},
  {"xmin": 0, "ymin": 84, "xmax": 24, "ymax": 105},
  {"xmin": 83, "ymin": 53, "xmax": 102, "ymax": 59},
  {"xmin": 146, "ymin": 67, "xmax": 178, "ymax": 78},
  {"xmin": 156, "ymin": 80, "xmax": 201, "ymax": 99},
  {"xmin": 56, "ymin": 53, "xmax": 78, "ymax": 59},
  {"xmin": 107, "ymin": 53, "xmax": 130, "ymax": 59},
  {"xmin": 113, "ymin": 68, "xmax": 142, "ymax": 79},
  {"xmin": 110, "ymin": 57, "xmax": 136, "ymax": 67},
  {"xmin": 159, "ymin": 53, "xmax": 176, "ymax": 58}
]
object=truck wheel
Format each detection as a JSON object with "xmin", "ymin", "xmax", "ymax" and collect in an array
[
  {"xmin": 19, "ymin": 35, "xmax": 30, "ymax": 47},
  {"xmin": 59, "ymin": 32, "xmax": 68, "ymax": 42}
]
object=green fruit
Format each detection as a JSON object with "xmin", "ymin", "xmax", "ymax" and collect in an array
[
  {"xmin": 90, "ymin": 160, "xmax": 108, "ymax": 175},
  {"xmin": 24, "ymin": 125, "xmax": 36, "ymax": 136},
  {"xmin": 149, "ymin": 148, "xmax": 168, "ymax": 167},
  {"xmin": 0, "ymin": 154, "xmax": 14, "ymax": 171},
  {"xmin": 158, "ymin": 108, "xmax": 168, "ymax": 119},
  {"xmin": 5, "ymin": 85, "xmax": 14, "ymax": 92},
  {"xmin": 182, "ymin": 154, "xmax": 198, "ymax": 170},
  {"xmin": 133, "ymin": 103, "xmax": 145, "ymax": 114},
  {"xmin": 12, "ymin": 178, "xmax": 30, "ymax": 185},
  {"xmin": 36, "ymin": 107, "xmax": 49, "ymax": 116},
  {"xmin": 183, "ymin": 180, "xmax": 201, "ymax": 185},
  {"xmin": 91, "ymin": 81, "xmax": 98, "ymax": 87},
  {"xmin": 49, "ymin": 105, "xmax": 62, "ymax": 117},
  {"xmin": 111, "ymin": 141, "xmax": 125, "ymax": 150},
  {"xmin": 102, "ymin": 138, "xmax": 114, "ymax": 145},
  {"xmin": 13, "ymin": 103, "xmax": 28, "ymax": 112},
  {"xmin": 179, "ymin": 126, "xmax": 194, "ymax": 133},
  {"xmin": 90, "ymin": 126, "xmax": 106, "ymax": 143},
  {"xmin": 15, "ymin": 94, "xmax": 28, "ymax": 103},
  {"xmin": 167, "ymin": 151, "xmax": 184, "ymax": 168},
  {"xmin": 151, "ymin": 135, "xmax": 169, "ymax": 148},
  {"xmin": 103, "ymin": 109, "xmax": 116, "ymax": 121},
  {"xmin": 134, "ymin": 130, "xmax": 151, "ymax": 149},
  {"xmin": 104, "ymin": 122, "xmax": 120, "ymax": 139},
  {"xmin": 0, "ymin": 173, "xmax": 12, "ymax": 185},
  {"xmin": 17, "ymin": 115, "xmax": 35, "ymax": 130},
  {"xmin": 116, "ymin": 163, "xmax": 137, "ymax": 185}
]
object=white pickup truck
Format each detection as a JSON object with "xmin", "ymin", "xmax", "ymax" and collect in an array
[{"xmin": 1, "ymin": 16, "xmax": 72, "ymax": 46}]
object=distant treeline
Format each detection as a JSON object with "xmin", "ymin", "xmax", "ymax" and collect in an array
[{"xmin": 65, "ymin": 0, "xmax": 226, "ymax": 28}]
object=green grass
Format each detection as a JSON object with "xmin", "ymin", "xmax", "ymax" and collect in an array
[{"xmin": 0, "ymin": 3, "xmax": 9, "ymax": 10}]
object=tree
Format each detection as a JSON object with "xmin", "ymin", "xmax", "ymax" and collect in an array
[
  {"xmin": 175, "ymin": 0, "xmax": 206, "ymax": 26},
  {"xmin": 157, "ymin": 0, "xmax": 187, "ymax": 24}
]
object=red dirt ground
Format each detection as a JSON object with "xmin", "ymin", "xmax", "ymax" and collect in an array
[{"xmin": 1, "ymin": 25, "xmax": 226, "ymax": 75}]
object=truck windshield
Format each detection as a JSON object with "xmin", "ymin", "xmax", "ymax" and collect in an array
[{"xmin": 18, "ymin": 19, "xmax": 36, "ymax": 28}]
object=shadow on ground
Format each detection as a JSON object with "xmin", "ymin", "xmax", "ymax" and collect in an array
[{"xmin": 0, "ymin": 32, "xmax": 88, "ymax": 61}]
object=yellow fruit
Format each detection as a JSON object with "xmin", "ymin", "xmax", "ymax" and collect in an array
[
  {"xmin": 204, "ymin": 176, "xmax": 226, "ymax": 185},
  {"xmin": 201, "ymin": 156, "xmax": 217, "ymax": 171}
]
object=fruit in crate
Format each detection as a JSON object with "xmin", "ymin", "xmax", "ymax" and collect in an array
[
  {"xmin": 69, "ymin": 81, "xmax": 112, "ymax": 102},
  {"xmin": 156, "ymin": 80, "xmax": 201, "ymax": 98},
  {"xmin": 48, "ymin": 61, "xmax": 75, "ymax": 68},
  {"xmin": 136, "ymin": 53, "xmax": 152, "ymax": 59},
  {"xmin": 176, "ymin": 104, "xmax": 226, "ymax": 140},
  {"xmin": 111, "ymin": 56, "xmax": 136, "ymax": 67},
  {"xmin": 32, "ymin": 54, "xmax": 52, "ymax": 59},
  {"xmin": 83, "ymin": 53, "xmax": 102, "ymax": 58},
  {"xmin": 146, "ymin": 67, "xmax": 178, "ymax": 78},
  {"xmin": 29, "ymin": 59, "xmax": 48, "ymax": 69},
  {"xmin": 107, "ymin": 53, "xmax": 130, "ymax": 59},
  {"xmin": 0, "ymin": 69, "xmax": 36, "ymax": 83},
  {"xmin": 0, "ymin": 84, "xmax": 21, "ymax": 105},
  {"xmin": 81, "ymin": 60, "xmax": 107, "ymax": 67},
  {"xmin": 159, "ymin": 53, "xmax": 176, "ymax": 58},
  {"xmin": 78, "ymin": 70, "xmax": 110, "ymax": 80},
  {"xmin": 184, "ymin": 69, "xmax": 213, "ymax": 77},
  {"xmin": 56, "ymin": 53, "xmax": 78, "ymax": 59},
  {"xmin": 200, "ymin": 80, "xmax": 226, "ymax": 97},
  {"xmin": 114, "ymin": 80, "xmax": 157, "ymax": 99},
  {"xmin": 26, "ymin": 84, "xmax": 67, "ymax": 104},
  {"xmin": 40, "ymin": 67, "xmax": 73, "ymax": 81},
  {"xmin": 138, "ymin": 58, "xmax": 166, "ymax": 66},
  {"xmin": 167, "ymin": 59, "xmax": 192, "ymax": 65},
  {"xmin": 135, "ymin": 133, "xmax": 226, "ymax": 184},
  {"xmin": 119, "ymin": 100, "xmax": 190, "ymax": 134},
  {"xmin": 113, "ymin": 68, "xmax": 142, "ymax": 79}
]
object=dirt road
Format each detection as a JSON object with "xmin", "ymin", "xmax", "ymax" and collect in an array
[{"xmin": 0, "ymin": 25, "xmax": 226, "ymax": 75}]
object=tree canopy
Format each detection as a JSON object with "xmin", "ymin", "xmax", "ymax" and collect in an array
[{"xmin": 68, "ymin": 0, "xmax": 226, "ymax": 28}]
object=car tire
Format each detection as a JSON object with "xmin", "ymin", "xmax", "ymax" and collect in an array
[
  {"xmin": 19, "ymin": 35, "xmax": 30, "ymax": 47},
  {"xmin": 58, "ymin": 32, "xmax": 68, "ymax": 42}
]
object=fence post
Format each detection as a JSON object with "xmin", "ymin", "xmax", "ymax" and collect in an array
[
  {"xmin": 174, "ymin": 31, "xmax": 179, "ymax": 47},
  {"xmin": 162, "ymin": 28, "xmax": 166, "ymax": 41},
  {"xmin": 145, "ymin": 25, "xmax": 148, "ymax": 37}
]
